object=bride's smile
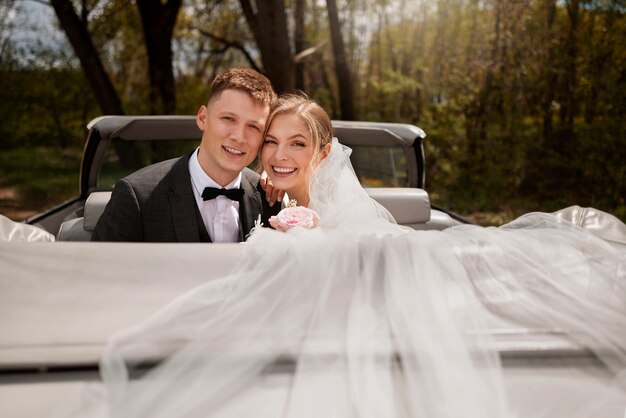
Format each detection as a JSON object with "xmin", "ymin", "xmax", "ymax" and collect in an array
[{"xmin": 272, "ymin": 166, "xmax": 297, "ymax": 174}]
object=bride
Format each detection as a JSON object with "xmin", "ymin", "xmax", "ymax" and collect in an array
[{"xmin": 92, "ymin": 96, "xmax": 626, "ymax": 417}]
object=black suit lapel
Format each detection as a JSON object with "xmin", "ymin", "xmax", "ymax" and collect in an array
[
  {"xmin": 240, "ymin": 169, "xmax": 263, "ymax": 240},
  {"xmin": 168, "ymin": 153, "xmax": 203, "ymax": 242},
  {"xmin": 166, "ymin": 159, "xmax": 264, "ymax": 242}
]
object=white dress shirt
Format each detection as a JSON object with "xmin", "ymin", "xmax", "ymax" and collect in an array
[{"xmin": 188, "ymin": 149, "xmax": 242, "ymax": 243}]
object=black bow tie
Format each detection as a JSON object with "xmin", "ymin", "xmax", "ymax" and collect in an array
[{"xmin": 202, "ymin": 187, "xmax": 245, "ymax": 202}]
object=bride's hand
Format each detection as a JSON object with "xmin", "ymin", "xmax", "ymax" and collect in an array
[{"xmin": 260, "ymin": 171, "xmax": 285, "ymax": 207}]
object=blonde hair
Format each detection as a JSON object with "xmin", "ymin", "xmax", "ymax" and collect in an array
[{"xmin": 262, "ymin": 94, "xmax": 333, "ymax": 166}]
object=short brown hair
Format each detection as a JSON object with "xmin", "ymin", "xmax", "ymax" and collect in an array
[{"xmin": 208, "ymin": 67, "xmax": 276, "ymax": 107}]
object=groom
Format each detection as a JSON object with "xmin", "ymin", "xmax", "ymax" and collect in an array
[{"xmin": 92, "ymin": 67, "xmax": 282, "ymax": 242}]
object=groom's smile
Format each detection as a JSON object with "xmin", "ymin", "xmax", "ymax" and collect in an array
[{"xmin": 223, "ymin": 146, "xmax": 244, "ymax": 156}]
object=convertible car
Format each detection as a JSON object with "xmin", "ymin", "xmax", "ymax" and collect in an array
[
  {"xmin": 26, "ymin": 116, "xmax": 459, "ymax": 238},
  {"xmin": 1, "ymin": 117, "xmax": 624, "ymax": 416}
]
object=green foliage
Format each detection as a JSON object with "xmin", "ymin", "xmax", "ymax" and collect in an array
[
  {"xmin": 427, "ymin": 113, "xmax": 625, "ymax": 221},
  {"xmin": 0, "ymin": 146, "xmax": 81, "ymax": 212},
  {"xmin": 176, "ymin": 74, "xmax": 210, "ymax": 114},
  {"xmin": 0, "ymin": 67, "xmax": 98, "ymax": 150},
  {"xmin": 0, "ymin": 67, "xmax": 93, "ymax": 217},
  {"xmin": 328, "ymin": 0, "xmax": 626, "ymax": 223},
  {"xmin": 1, "ymin": 0, "xmax": 624, "ymax": 224}
]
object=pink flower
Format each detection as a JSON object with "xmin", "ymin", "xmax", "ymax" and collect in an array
[{"xmin": 269, "ymin": 206, "xmax": 320, "ymax": 232}]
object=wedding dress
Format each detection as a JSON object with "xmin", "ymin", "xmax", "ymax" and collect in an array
[{"xmin": 91, "ymin": 139, "xmax": 626, "ymax": 417}]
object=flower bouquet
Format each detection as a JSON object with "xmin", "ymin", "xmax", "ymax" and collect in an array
[{"xmin": 269, "ymin": 200, "xmax": 320, "ymax": 232}]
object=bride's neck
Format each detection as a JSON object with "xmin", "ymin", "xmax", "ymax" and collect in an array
[{"xmin": 287, "ymin": 188, "xmax": 309, "ymax": 207}]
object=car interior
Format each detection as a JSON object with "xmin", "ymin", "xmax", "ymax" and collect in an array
[{"xmin": 27, "ymin": 116, "xmax": 461, "ymax": 240}]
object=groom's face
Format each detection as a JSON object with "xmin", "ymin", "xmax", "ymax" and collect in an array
[{"xmin": 196, "ymin": 89, "xmax": 269, "ymax": 186}]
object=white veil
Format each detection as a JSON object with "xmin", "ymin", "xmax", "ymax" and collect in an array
[
  {"xmin": 308, "ymin": 138, "xmax": 397, "ymax": 229},
  {"xmin": 92, "ymin": 139, "xmax": 626, "ymax": 417}
]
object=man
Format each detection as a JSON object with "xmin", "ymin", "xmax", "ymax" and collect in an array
[{"xmin": 92, "ymin": 67, "xmax": 282, "ymax": 242}]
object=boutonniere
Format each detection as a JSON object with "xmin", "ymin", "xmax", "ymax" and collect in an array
[{"xmin": 244, "ymin": 214, "xmax": 264, "ymax": 241}]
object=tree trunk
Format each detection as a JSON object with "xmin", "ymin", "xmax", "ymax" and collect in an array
[
  {"xmin": 541, "ymin": 0, "xmax": 558, "ymax": 139},
  {"xmin": 294, "ymin": 0, "xmax": 306, "ymax": 91},
  {"xmin": 50, "ymin": 0, "xmax": 142, "ymax": 170},
  {"xmin": 326, "ymin": 0, "xmax": 355, "ymax": 120},
  {"xmin": 50, "ymin": 0, "xmax": 123, "ymax": 115},
  {"xmin": 584, "ymin": 12, "xmax": 597, "ymax": 124},
  {"xmin": 561, "ymin": 0, "xmax": 579, "ymax": 133},
  {"xmin": 136, "ymin": 0, "xmax": 181, "ymax": 115},
  {"xmin": 583, "ymin": 5, "xmax": 617, "ymax": 124},
  {"xmin": 464, "ymin": 0, "xmax": 500, "ymax": 171},
  {"xmin": 240, "ymin": 0, "xmax": 295, "ymax": 94}
]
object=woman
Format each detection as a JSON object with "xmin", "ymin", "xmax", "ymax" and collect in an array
[
  {"xmin": 94, "ymin": 96, "xmax": 626, "ymax": 417},
  {"xmin": 260, "ymin": 95, "xmax": 332, "ymax": 208}
]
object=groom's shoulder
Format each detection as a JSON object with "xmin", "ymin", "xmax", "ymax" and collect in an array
[
  {"xmin": 242, "ymin": 167, "xmax": 261, "ymax": 184},
  {"xmin": 124, "ymin": 155, "xmax": 186, "ymax": 184}
]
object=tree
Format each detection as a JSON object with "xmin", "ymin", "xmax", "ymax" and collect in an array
[
  {"xmin": 239, "ymin": 0, "xmax": 295, "ymax": 93},
  {"xmin": 136, "ymin": 0, "xmax": 182, "ymax": 114},
  {"xmin": 294, "ymin": 0, "xmax": 307, "ymax": 91},
  {"xmin": 49, "ymin": 0, "xmax": 151, "ymax": 168},
  {"xmin": 326, "ymin": 0, "xmax": 355, "ymax": 119},
  {"xmin": 540, "ymin": 0, "xmax": 559, "ymax": 139},
  {"xmin": 0, "ymin": 1, "xmax": 17, "ymax": 69},
  {"xmin": 49, "ymin": 0, "xmax": 124, "ymax": 115},
  {"xmin": 561, "ymin": 0, "xmax": 580, "ymax": 134}
]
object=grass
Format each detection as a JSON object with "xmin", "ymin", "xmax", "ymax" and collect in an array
[{"xmin": 0, "ymin": 146, "xmax": 82, "ymax": 218}]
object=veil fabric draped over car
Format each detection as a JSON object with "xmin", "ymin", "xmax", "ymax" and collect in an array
[{"xmin": 90, "ymin": 139, "xmax": 626, "ymax": 417}]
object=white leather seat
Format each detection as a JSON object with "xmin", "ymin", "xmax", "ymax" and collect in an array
[
  {"xmin": 365, "ymin": 188, "xmax": 458, "ymax": 230},
  {"xmin": 56, "ymin": 217, "xmax": 88, "ymax": 241},
  {"xmin": 365, "ymin": 188, "xmax": 431, "ymax": 224},
  {"xmin": 57, "ymin": 188, "xmax": 456, "ymax": 241},
  {"xmin": 57, "ymin": 192, "xmax": 112, "ymax": 241}
]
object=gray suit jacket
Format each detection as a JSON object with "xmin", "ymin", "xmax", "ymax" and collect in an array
[{"xmin": 92, "ymin": 152, "xmax": 279, "ymax": 242}]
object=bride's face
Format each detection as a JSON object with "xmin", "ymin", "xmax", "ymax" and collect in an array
[{"xmin": 261, "ymin": 113, "xmax": 316, "ymax": 199}]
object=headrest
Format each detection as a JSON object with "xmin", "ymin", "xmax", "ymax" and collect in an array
[
  {"xmin": 365, "ymin": 188, "xmax": 431, "ymax": 224},
  {"xmin": 84, "ymin": 191, "xmax": 112, "ymax": 231}
]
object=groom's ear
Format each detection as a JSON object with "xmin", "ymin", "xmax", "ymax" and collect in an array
[
  {"xmin": 196, "ymin": 105, "xmax": 208, "ymax": 131},
  {"xmin": 320, "ymin": 143, "xmax": 331, "ymax": 160}
]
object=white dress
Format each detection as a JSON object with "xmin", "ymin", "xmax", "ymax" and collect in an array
[{"xmin": 92, "ymin": 139, "xmax": 626, "ymax": 417}]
